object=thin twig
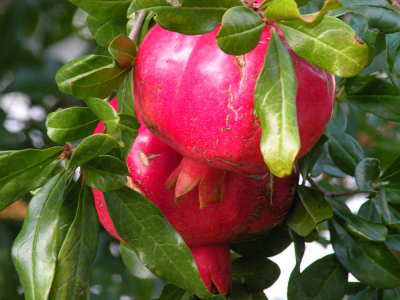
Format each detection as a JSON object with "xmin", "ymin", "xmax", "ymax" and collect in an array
[
  {"xmin": 129, "ymin": 10, "xmax": 147, "ymax": 42},
  {"xmin": 307, "ymin": 176, "xmax": 367, "ymax": 198}
]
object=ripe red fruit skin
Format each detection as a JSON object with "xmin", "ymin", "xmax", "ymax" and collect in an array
[
  {"xmin": 92, "ymin": 104, "xmax": 298, "ymax": 295},
  {"xmin": 133, "ymin": 24, "xmax": 335, "ymax": 174}
]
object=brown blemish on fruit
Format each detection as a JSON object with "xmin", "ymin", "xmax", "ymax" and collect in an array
[
  {"xmin": 227, "ymin": 84, "xmax": 240, "ymax": 120},
  {"xmin": 235, "ymin": 55, "xmax": 246, "ymax": 92},
  {"xmin": 126, "ymin": 176, "xmax": 145, "ymax": 195}
]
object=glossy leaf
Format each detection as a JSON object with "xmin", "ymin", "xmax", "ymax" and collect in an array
[
  {"xmin": 287, "ymin": 232, "xmax": 306, "ymax": 300},
  {"xmin": 152, "ymin": 284, "xmax": 192, "ymax": 300},
  {"xmin": 69, "ymin": 0, "xmax": 132, "ymax": 21},
  {"xmin": 379, "ymin": 155, "xmax": 400, "ymax": 187},
  {"xmin": 108, "ymin": 34, "xmax": 137, "ymax": 70},
  {"xmin": 118, "ymin": 113, "xmax": 140, "ymax": 162},
  {"xmin": 46, "ymin": 107, "xmax": 99, "ymax": 143},
  {"xmin": 0, "ymin": 147, "xmax": 63, "ymax": 211},
  {"xmin": 68, "ymin": 134, "xmax": 123, "ymax": 168},
  {"xmin": 348, "ymin": 14, "xmax": 378, "ymax": 53},
  {"xmin": 386, "ymin": 234, "xmax": 400, "ymax": 252},
  {"xmin": 84, "ymin": 98, "xmax": 120, "ymax": 134},
  {"xmin": 12, "ymin": 171, "xmax": 68, "ymax": 300},
  {"xmin": 120, "ymin": 243, "xmax": 158, "ymax": 280},
  {"xmin": 377, "ymin": 188, "xmax": 400, "ymax": 228},
  {"xmin": 355, "ymin": 158, "xmax": 380, "ymax": 192},
  {"xmin": 325, "ymin": 103, "xmax": 347, "ymax": 134},
  {"xmin": 328, "ymin": 131, "xmax": 365, "ymax": 176},
  {"xmin": 49, "ymin": 183, "xmax": 99, "ymax": 299},
  {"xmin": 82, "ymin": 155, "xmax": 128, "ymax": 192},
  {"xmin": 386, "ymin": 32, "xmax": 400, "ymax": 94},
  {"xmin": 358, "ymin": 200, "xmax": 381, "ymax": 224},
  {"xmin": 231, "ymin": 225, "xmax": 292, "ymax": 257},
  {"xmin": 87, "ymin": 15, "xmax": 127, "ymax": 47},
  {"xmin": 277, "ymin": 16, "xmax": 369, "ymax": 77},
  {"xmin": 329, "ymin": 198, "xmax": 387, "ymax": 242},
  {"xmin": 265, "ymin": 0, "xmax": 343, "ymax": 25},
  {"xmin": 298, "ymin": 134, "xmax": 328, "ymax": 182},
  {"xmin": 254, "ymin": 29, "xmax": 300, "ymax": 178},
  {"xmin": 300, "ymin": 254, "xmax": 348, "ymax": 300},
  {"xmin": 349, "ymin": 288, "xmax": 378, "ymax": 300},
  {"xmin": 232, "ymin": 256, "xmax": 280, "ymax": 292},
  {"xmin": 116, "ymin": 70, "xmax": 136, "ymax": 118},
  {"xmin": 104, "ymin": 187, "xmax": 211, "ymax": 299},
  {"xmin": 128, "ymin": 0, "xmax": 242, "ymax": 35},
  {"xmin": 330, "ymin": 218, "xmax": 400, "ymax": 288},
  {"xmin": 287, "ymin": 186, "xmax": 333, "ymax": 236},
  {"xmin": 330, "ymin": 0, "xmax": 400, "ymax": 33},
  {"xmin": 216, "ymin": 6, "xmax": 265, "ymax": 55},
  {"xmin": 56, "ymin": 54, "xmax": 129, "ymax": 99},
  {"xmin": 346, "ymin": 78, "xmax": 400, "ymax": 122}
]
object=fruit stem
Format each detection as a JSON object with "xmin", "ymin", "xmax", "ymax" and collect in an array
[{"xmin": 128, "ymin": 10, "xmax": 147, "ymax": 42}]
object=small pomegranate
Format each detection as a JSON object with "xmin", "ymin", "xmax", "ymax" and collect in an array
[
  {"xmin": 133, "ymin": 24, "xmax": 335, "ymax": 176},
  {"xmin": 92, "ymin": 105, "xmax": 298, "ymax": 295}
]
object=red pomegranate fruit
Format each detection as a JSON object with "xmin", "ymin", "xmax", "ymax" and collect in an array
[
  {"xmin": 92, "ymin": 103, "xmax": 298, "ymax": 295},
  {"xmin": 133, "ymin": 24, "xmax": 335, "ymax": 177}
]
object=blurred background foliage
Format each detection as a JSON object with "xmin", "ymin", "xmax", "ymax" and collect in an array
[
  {"xmin": 1, "ymin": 0, "xmax": 400, "ymax": 299},
  {"xmin": 0, "ymin": 1, "xmax": 167, "ymax": 299}
]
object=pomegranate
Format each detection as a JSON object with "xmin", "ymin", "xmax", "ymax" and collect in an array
[
  {"xmin": 133, "ymin": 24, "xmax": 335, "ymax": 178},
  {"xmin": 91, "ymin": 102, "xmax": 298, "ymax": 295}
]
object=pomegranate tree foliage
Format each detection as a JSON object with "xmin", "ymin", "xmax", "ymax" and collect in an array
[{"xmin": 0, "ymin": 0, "xmax": 400, "ymax": 299}]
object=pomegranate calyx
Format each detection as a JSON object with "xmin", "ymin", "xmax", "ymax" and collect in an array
[
  {"xmin": 165, "ymin": 157, "xmax": 226, "ymax": 208},
  {"xmin": 190, "ymin": 243, "xmax": 232, "ymax": 296}
]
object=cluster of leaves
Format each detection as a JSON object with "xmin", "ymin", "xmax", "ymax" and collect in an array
[{"xmin": 0, "ymin": 0, "xmax": 400, "ymax": 299}]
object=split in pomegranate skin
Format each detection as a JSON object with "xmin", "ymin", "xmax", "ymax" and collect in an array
[{"xmin": 92, "ymin": 104, "xmax": 298, "ymax": 295}]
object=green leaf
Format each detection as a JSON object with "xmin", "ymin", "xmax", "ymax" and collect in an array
[
  {"xmin": 12, "ymin": 171, "xmax": 68, "ymax": 300},
  {"xmin": 330, "ymin": 218, "xmax": 400, "ymax": 288},
  {"xmin": 265, "ymin": 0, "xmax": 343, "ymax": 26},
  {"xmin": 108, "ymin": 34, "xmax": 137, "ymax": 70},
  {"xmin": 328, "ymin": 198, "xmax": 388, "ymax": 242},
  {"xmin": 287, "ymin": 231, "xmax": 306, "ymax": 300},
  {"xmin": 84, "ymin": 98, "xmax": 120, "ymax": 134},
  {"xmin": 300, "ymin": 254, "xmax": 348, "ymax": 300},
  {"xmin": 386, "ymin": 32, "xmax": 400, "ymax": 94},
  {"xmin": 348, "ymin": 14, "xmax": 378, "ymax": 47},
  {"xmin": 87, "ymin": 15, "xmax": 127, "ymax": 47},
  {"xmin": 128, "ymin": 0, "xmax": 242, "ymax": 35},
  {"xmin": 386, "ymin": 234, "xmax": 400, "ymax": 251},
  {"xmin": 379, "ymin": 155, "xmax": 400, "ymax": 185},
  {"xmin": 355, "ymin": 158, "xmax": 380, "ymax": 192},
  {"xmin": 152, "ymin": 284, "xmax": 192, "ymax": 300},
  {"xmin": 116, "ymin": 70, "xmax": 136, "ymax": 118},
  {"xmin": 104, "ymin": 187, "xmax": 212, "ymax": 299},
  {"xmin": 358, "ymin": 200, "xmax": 381, "ymax": 224},
  {"xmin": 68, "ymin": 134, "xmax": 123, "ymax": 168},
  {"xmin": 231, "ymin": 257, "xmax": 280, "ymax": 292},
  {"xmin": 120, "ymin": 242, "xmax": 158, "ymax": 280},
  {"xmin": 383, "ymin": 287, "xmax": 400, "ymax": 300},
  {"xmin": 330, "ymin": 0, "xmax": 400, "ymax": 34},
  {"xmin": 231, "ymin": 225, "xmax": 292, "ymax": 257},
  {"xmin": 254, "ymin": 28, "xmax": 300, "ymax": 178},
  {"xmin": 325, "ymin": 102, "xmax": 347, "ymax": 134},
  {"xmin": 377, "ymin": 188, "xmax": 400, "ymax": 228},
  {"xmin": 0, "ymin": 147, "xmax": 64, "ymax": 211},
  {"xmin": 277, "ymin": 16, "xmax": 369, "ymax": 77},
  {"xmin": 46, "ymin": 107, "xmax": 99, "ymax": 143},
  {"xmin": 117, "ymin": 113, "xmax": 140, "ymax": 162},
  {"xmin": 349, "ymin": 288, "xmax": 378, "ymax": 300},
  {"xmin": 297, "ymin": 134, "xmax": 328, "ymax": 181},
  {"xmin": 49, "ymin": 183, "xmax": 99, "ymax": 299},
  {"xmin": 287, "ymin": 186, "xmax": 333, "ymax": 236},
  {"xmin": 69, "ymin": 0, "xmax": 132, "ymax": 21},
  {"xmin": 346, "ymin": 78, "xmax": 400, "ymax": 122},
  {"xmin": 56, "ymin": 54, "xmax": 129, "ymax": 99},
  {"xmin": 216, "ymin": 6, "xmax": 265, "ymax": 55},
  {"xmin": 328, "ymin": 131, "xmax": 365, "ymax": 176},
  {"xmin": 82, "ymin": 155, "xmax": 128, "ymax": 192}
]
